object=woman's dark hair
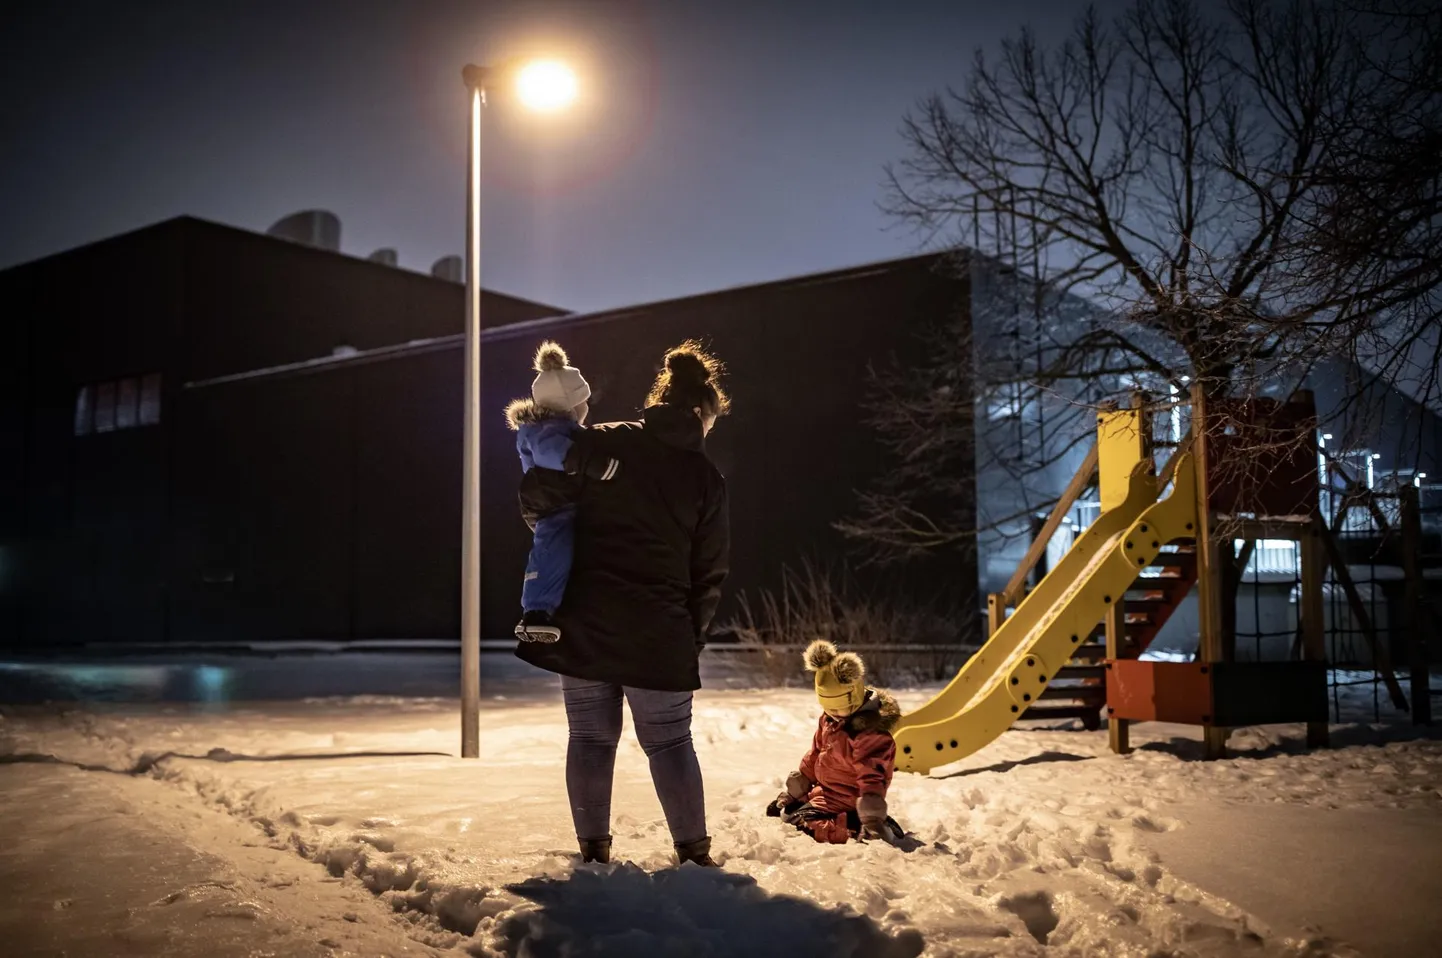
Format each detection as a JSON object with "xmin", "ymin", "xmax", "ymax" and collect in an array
[{"xmin": 646, "ymin": 341, "xmax": 731, "ymax": 418}]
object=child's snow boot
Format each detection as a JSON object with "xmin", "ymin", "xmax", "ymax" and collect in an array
[
  {"xmin": 515, "ymin": 610, "xmax": 561, "ymax": 643},
  {"xmin": 674, "ymin": 836, "xmax": 719, "ymax": 867},
  {"xmin": 578, "ymin": 836, "xmax": 611, "ymax": 864}
]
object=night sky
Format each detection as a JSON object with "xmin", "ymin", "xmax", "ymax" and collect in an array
[{"xmin": 1, "ymin": 0, "xmax": 1084, "ymax": 312}]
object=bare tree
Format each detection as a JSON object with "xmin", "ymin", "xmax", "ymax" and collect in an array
[
  {"xmin": 841, "ymin": 0, "xmax": 1442, "ymax": 563},
  {"xmin": 1300, "ymin": 0, "xmax": 1442, "ymax": 418}
]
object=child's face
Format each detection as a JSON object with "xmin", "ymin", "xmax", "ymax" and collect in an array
[{"xmin": 824, "ymin": 706, "xmax": 854, "ymax": 720}]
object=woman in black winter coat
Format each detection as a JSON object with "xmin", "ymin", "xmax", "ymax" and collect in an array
[{"xmin": 515, "ymin": 341, "xmax": 730, "ymax": 868}]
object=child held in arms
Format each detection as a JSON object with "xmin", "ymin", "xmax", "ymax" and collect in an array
[
  {"xmin": 766, "ymin": 640, "xmax": 906, "ymax": 844},
  {"xmin": 503, "ymin": 341, "xmax": 620, "ymax": 643}
]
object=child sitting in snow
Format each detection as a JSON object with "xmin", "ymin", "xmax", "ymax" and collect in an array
[
  {"xmin": 766, "ymin": 640, "xmax": 905, "ymax": 844},
  {"xmin": 503, "ymin": 341, "xmax": 620, "ymax": 643}
]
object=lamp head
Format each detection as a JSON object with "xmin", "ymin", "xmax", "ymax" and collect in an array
[{"xmin": 515, "ymin": 60, "xmax": 577, "ymax": 112}]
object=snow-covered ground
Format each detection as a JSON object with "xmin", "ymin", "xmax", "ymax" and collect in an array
[{"xmin": 2, "ymin": 666, "xmax": 1440, "ymax": 957}]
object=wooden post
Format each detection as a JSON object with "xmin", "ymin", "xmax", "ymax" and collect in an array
[
  {"xmin": 1105, "ymin": 597, "xmax": 1130, "ymax": 754},
  {"xmin": 987, "ymin": 593, "xmax": 1005, "ymax": 638},
  {"xmin": 1300, "ymin": 518, "xmax": 1330, "ymax": 747},
  {"xmin": 1220, "ymin": 538, "xmax": 1242, "ymax": 663},
  {"xmin": 1190, "ymin": 382, "xmax": 1228, "ymax": 759},
  {"xmin": 1401, "ymin": 485, "xmax": 1431, "ymax": 725}
]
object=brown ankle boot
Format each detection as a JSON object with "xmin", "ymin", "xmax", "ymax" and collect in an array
[
  {"xmin": 674, "ymin": 836, "xmax": 719, "ymax": 867},
  {"xmin": 578, "ymin": 836, "xmax": 612, "ymax": 864}
]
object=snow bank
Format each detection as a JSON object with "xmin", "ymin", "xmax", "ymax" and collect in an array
[{"xmin": 3, "ymin": 679, "xmax": 1438, "ymax": 957}]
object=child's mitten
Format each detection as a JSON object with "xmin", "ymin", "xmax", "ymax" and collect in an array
[
  {"xmin": 765, "ymin": 770, "xmax": 812, "ymax": 816},
  {"xmin": 857, "ymin": 793, "xmax": 890, "ymax": 839}
]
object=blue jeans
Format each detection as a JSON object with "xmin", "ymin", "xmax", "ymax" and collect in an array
[
  {"xmin": 560, "ymin": 675, "xmax": 707, "ymax": 846},
  {"xmin": 523, "ymin": 506, "xmax": 575, "ymax": 614}
]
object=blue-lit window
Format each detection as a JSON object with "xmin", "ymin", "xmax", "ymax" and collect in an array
[
  {"xmin": 94, "ymin": 382, "xmax": 116, "ymax": 433},
  {"xmin": 115, "ymin": 378, "xmax": 138, "ymax": 429},
  {"xmin": 138, "ymin": 374, "xmax": 162, "ymax": 425},
  {"xmin": 73, "ymin": 385, "xmax": 94, "ymax": 436},
  {"xmin": 74, "ymin": 373, "xmax": 162, "ymax": 437}
]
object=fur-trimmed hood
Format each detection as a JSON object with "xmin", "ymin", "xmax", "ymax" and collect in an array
[
  {"xmin": 504, "ymin": 397, "xmax": 574, "ymax": 432},
  {"xmin": 845, "ymin": 688, "xmax": 901, "ymax": 734}
]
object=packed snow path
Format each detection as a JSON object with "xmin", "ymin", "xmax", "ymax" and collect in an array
[
  {"xmin": 0, "ymin": 763, "xmax": 428, "ymax": 957},
  {"xmin": 2, "ymin": 682, "xmax": 1440, "ymax": 957}
]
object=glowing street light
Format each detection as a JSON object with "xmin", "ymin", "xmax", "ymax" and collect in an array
[
  {"xmin": 515, "ymin": 60, "xmax": 578, "ymax": 112},
  {"xmin": 458, "ymin": 57, "xmax": 577, "ymax": 759}
]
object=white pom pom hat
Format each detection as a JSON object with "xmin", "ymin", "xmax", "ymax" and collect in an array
[{"xmin": 531, "ymin": 341, "xmax": 591, "ymax": 412}]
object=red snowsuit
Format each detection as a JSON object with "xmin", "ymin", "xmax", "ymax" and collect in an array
[{"xmin": 792, "ymin": 689, "xmax": 899, "ymax": 843}]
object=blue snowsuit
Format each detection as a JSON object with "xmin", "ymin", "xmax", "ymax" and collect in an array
[{"xmin": 505, "ymin": 399, "xmax": 620, "ymax": 614}]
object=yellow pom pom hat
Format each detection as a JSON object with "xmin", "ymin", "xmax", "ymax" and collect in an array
[{"xmin": 804, "ymin": 640, "xmax": 866, "ymax": 716}]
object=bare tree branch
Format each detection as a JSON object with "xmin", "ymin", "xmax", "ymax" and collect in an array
[{"xmin": 844, "ymin": 0, "xmax": 1441, "ymax": 563}]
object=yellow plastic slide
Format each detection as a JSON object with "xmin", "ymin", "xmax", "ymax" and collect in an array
[{"xmin": 894, "ymin": 413, "xmax": 1198, "ymax": 774}]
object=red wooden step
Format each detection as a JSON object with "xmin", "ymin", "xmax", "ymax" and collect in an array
[
  {"xmin": 1087, "ymin": 622, "xmax": 1143, "ymax": 643},
  {"xmin": 1039, "ymin": 684, "xmax": 1106, "ymax": 703},
  {"xmin": 1118, "ymin": 600, "xmax": 1176, "ymax": 620},
  {"xmin": 1056, "ymin": 664, "xmax": 1107, "ymax": 681},
  {"xmin": 1017, "ymin": 703, "xmax": 1103, "ymax": 730}
]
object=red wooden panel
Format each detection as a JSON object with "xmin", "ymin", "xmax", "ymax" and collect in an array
[{"xmin": 1105, "ymin": 660, "xmax": 1215, "ymax": 724}]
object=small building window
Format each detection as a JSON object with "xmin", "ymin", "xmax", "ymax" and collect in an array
[
  {"xmin": 94, "ymin": 382, "xmax": 117, "ymax": 433},
  {"xmin": 139, "ymin": 373, "xmax": 162, "ymax": 425},
  {"xmin": 74, "ymin": 386, "xmax": 94, "ymax": 437},
  {"xmin": 116, "ymin": 378, "xmax": 139, "ymax": 430},
  {"xmin": 74, "ymin": 373, "xmax": 162, "ymax": 437}
]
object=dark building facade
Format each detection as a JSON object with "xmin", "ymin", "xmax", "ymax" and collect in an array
[
  {"xmin": 2, "ymin": 218, "xmax": 975, "ymax": 648},
  {"xmin": 2, "ymin": 218, "xmax": 565, "ymax": 646},
  {"xmin": 6, "ymin": 217, "xmax": 1435, "ymax": 656}
]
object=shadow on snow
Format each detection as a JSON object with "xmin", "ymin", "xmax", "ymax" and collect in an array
[{"xmin": 492, "ymin": 862, "xmax": 926, "ymax": 958}]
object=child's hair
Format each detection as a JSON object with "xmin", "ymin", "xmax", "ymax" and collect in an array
[{"xmin": 646, "ymin": 341, "xmax": 731, "ymax": 418}]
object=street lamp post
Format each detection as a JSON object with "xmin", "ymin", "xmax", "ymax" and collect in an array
[
  {"xmin": 458, "ymin": 59, "xmax": 577, "ymax": 759},
  {"xmin": 460, "ymin": 65, "xmax": 485, "ymax": 760}
]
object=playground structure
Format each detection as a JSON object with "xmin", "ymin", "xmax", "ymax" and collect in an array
[{"xmin": 894, "ymin": 385, "xmax": 1431, "ymax": 774}]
